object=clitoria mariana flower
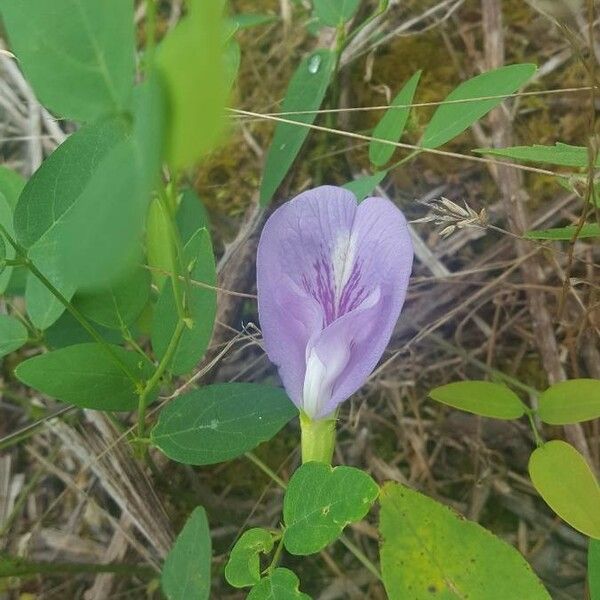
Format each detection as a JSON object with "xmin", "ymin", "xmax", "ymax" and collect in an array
[{"xmin": 257, "ymin": 186, "xmax": 413, "ymax": 429}]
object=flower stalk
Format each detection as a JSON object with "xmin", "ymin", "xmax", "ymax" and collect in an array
[{"xmin": 300, "ymin": 412, "xmax": 336, "ymax": 464}]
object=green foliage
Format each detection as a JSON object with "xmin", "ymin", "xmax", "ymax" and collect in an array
[
  {"xmin": 428, "ymin": 380, "xmax": 526, "ymax": 419},
  {"xmin": 343, "ymin": 171, "xmax": 387, "ymax": 202},
  {"xmin": 15, "ymin": 117, "xmax": 128, "ymax": 328},
  {"xmin": 146, "ymin": 197, "xmax": 174, "ymax": 291},
  {"xmin": 225, "ymin": 528, "xmax": 275, "ymax": 588},
  {"xmin": 379, "ymin": 483, "xmax": 551, "ymax": 599},
  {"xmin": 44, "ymin": 311, "xmax": 121, "ymax": 349},
  {"xmin": 156, "ymin": 0, "xmax": 227, "ymax": 170},
  {"xmin": 589, "ymin": 539, "xmax": 600, "ymax": 600},
  {"xmin": 74, "ymin": 265, "xmax": 150, "ymax": 330},
  {"xmin": 525, "ymin": 224, "xmax": 600, "ymax": 240},
  {"xmin": 474, "ymin": 142, "xmax": 594, "ymax": 167},
  {"xmin": 60, "ymin": 77, "xmax": 165, "ymax": 289},
  {"xmin": 176, "ymin": 189, "xmax": 210, "ymax": 245},
  {"xmin": 537, "ymin": 379, "xmax": 600, "ymax": 424},
  {"xmin": 151, "ymin": 228, "xmax": 216, "ymax": 375},
  {"xmin": 529, "ymin": 440, "xmax": 600, "ymax": 539},
  {"xmin": 260, "ymin": 50, "xmax": 336, "ymax": 206},
  {"xmin": 232, "ymin": 13, "xmax": 278, "ymax": 29},
  {"xmin": 151, "ymin": 384, "xmax": 297, "ymax": 465},
  {"xmin": 15, "ymin": 343, "xmax": 152, "ymax": 411},
  {"xmin": 421, "ymin": 64, "xmax": 536, "ymax": 149},
  {"xmin": 0, "ymin": 315, "xmax": 28, "ymax": 358},
  {"xmin": 313, "ymin": 0, "xmax": 360, "ymax": 26},
  {"xmin": 0, "ymin": 166, "xmax": 25, "ymax": 293},
  {"xmin": 247, "ymin": 568, "xmax": 311, "ymax": 600},
  {"xmin": 282, "ymin": 462, "xmax": 379, "ymax": 555},
  {"xmin": 0, "ymin": 0, "xmax": 135, "ymax": 122},
  {"xmin": 369, "ymin": 71, "xmax": 421, "ymax": 166},
  {"xmin": 161, "ymin": 506, "xmax": 211, "ymax": 600}
]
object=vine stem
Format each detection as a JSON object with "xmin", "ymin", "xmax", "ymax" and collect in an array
[
  {"xmin": 0, "ymin": 221, "xmax": 140, "ymax": 386},
  {"xmin": 137, "ymin": 317, "xmax": 185, "ymax": 440},
  {"xmin": 244, "ymin": 452, "xmax": 383, "ymax": 582}
]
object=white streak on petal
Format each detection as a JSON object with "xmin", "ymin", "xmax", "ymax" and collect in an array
[
  {"xmin": 302, "ymin": 342, "xmax": 350, "ymax": 418},
  {"xmin": 331, "ymin": 230, "xmax": 356, "ymax": 305}
]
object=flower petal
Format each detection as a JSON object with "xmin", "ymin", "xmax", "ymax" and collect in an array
[{"xmin": 257, "ymin": 187, "xmax": 413, "ymax": 417}]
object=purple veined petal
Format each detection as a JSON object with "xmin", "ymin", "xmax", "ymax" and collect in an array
[{"xmin": 256, "ymin": 186, "xmax": 413, "ymax": 419}]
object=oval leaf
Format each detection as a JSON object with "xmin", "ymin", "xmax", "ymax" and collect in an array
[
  {"xmin": 161, "ymin": 506, "xmax": 211, "ymax": 600},
  {"xmin": 313, "ymin": 0, "xmax": 359, "ymax": 26},
  {"xmin": 151, "ymin": 384, "xmax": 297, "ymax": 465},
  {"xmin": 0, "ymin": 315, "xmax": 28, "ymax": 358},
  {"xmin": 157, "ymin": 0, "xmax": 227, "ymax": 169},
  {"xmin": 259, "ymin": 50, "xmax": 335, "ymax": 206},
  {"xmin": 15, "ymin": 343, "xmax": 152, "ymax": 411},
  {"xmin": 283, "ymin": 462, "xmax": 379, "ymax": 555},
  {"xmin": 538, "ymin": 379, "xmax": 600, "ymax": 424},
  {"xmin": 369, "ymin": 71, "xmax": 421, "ymax": 167},
  {"xmin": 343, "ymin": 171, "xmax": 388, "ymax": 202},
  {"xmin": 525, "ymin": 224, "xmax": 600, "ymax": 240},
  {"xmin": 529, "ymin": 440, "xmax": 600, "ymax": 539},
  {"xmin": 225, "ymin": 528, "xmax": 275, "ymax": 588},
  {"xmin": 421, "ymin": 64, "xmax": 536, "ymax": 149},
  {"xmin": 247, "ymin": 568, "xmax": 310, "ymax": 600},
  {"xmin": 74, "ymin": 265, "xmax": 150, "ymax": 330},
  {"xmin": 474, "ymin": 143, "xmax": 592, "ymax": 167},
  {"xmin": 429, "ymin": 380, "xmax": 526, "ymax": 419},
  {"xmin": 0, "ymin": 167, "xmax": 24, "ymax": 294},
  {"xmin": 0, "ymin": 0, "xmax": 135, "ymax": 122},
  {"xmin": 379, "ymin": 482, "xmax": 551, "ymax": 600},
  {"xmin": 151, "ymin": 228, "xmax": 217, "ymax": 376}
]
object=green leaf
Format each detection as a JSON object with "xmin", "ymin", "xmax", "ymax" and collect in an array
[
  {"xmin": 537, "ymin": 379, "xmax": 600, "ymax": 424},
  {"xmin": 379, "ymin": 483, "xmax": 550, "ymax": 599},
  {"xmin": 15, "ymin": 343, "xmax": 152, "ymax": 411},
  {"xmin": 0, "ymin": 0, "xmax": 135, "ymax": 122},
  {"xmin": 428, "ymin": 380, "xmax": 526, "ymax": 419},
  {"xmin": 283, "ymin": 462, "xmax": 379, "ymax": 555},
  {"xmin": 225, "ymin": 528, "xmax": 275, "ymax": 588},
  {"xmin": 589, "ymin": 539, "xmax": 600, "ymax": 600},
  {"xmin": 247, "ymin": 568, "xmax": 311, "ymax": 600},
  {"xmin": 157, "ymin": 0, "xmax": 227, "ymax": 169},
  {"xmin": 146, "ymin": 198, "xmax": 174, "ymax": 291},
  {"xmin": 313, "ymin": 0, "xmax": 360, "ymax": 26},
  {"xmin": 421, "ymin": 64, "xmax": 537, "ymax": 149},
  {"xmin": 525, "ymin": 223, "xmax": 600, "ymax": 240},
  {"xmin": 151, "ymin": 228, "xmax": 216, "ymax": 376},
  {"xmin": 232, "ymin": 13, "xmax": 277, "ymax": 29},
  {"xmin": 176, "ymin": 189, "xmax": 210, "ymax": 245},
  {"xmin": 0, "ymin": 167, "xmax": 25, "ymax": 293},
  {"xmin": 529, "ymin": 440, "xmax": 600, "ymax": 539},
  {"xmin": 60, "ymin": 77, "xmax": 165, "ymax": 289},
  {"xmin": 260, "ymin": 50, "xmax": 336, "ymax": 206},
  {"xmin": 369, "ymin": 71, "xmax": 421, "ymax": 167},
  {"xmin": 343, "ymin": 171, "xmax": 387, "ymax": 202},
  {"xmin": 44, "ymin": 311, "xmax": 122, "ymax": 349},
  {"xmin": 0, "ymin": 197, "xmax": 11, "ymax": 292},
  {"xmin": 161, "ymin": 506, "xmax": 211, "ymax": 600},
  {"xmin": 74, "ymin": 265, "xmax": 150, "ymax": 330},
  {"xmin": 474, "ymin": 143, "xmax": 593, "ymax": 167},
  {"xmin": 151, "ymin": 384, "xmax": 297, "ymax": 465},
  {"xmin": 0, "ymin": 315, "xmax": 28, "ymax": 358},
  {"xmin": 0, "ymin": 166, "xmax": 26, "ymax": 210},
  {"xmin": 15, "ymin": 116, "xmax": 128, "ymax": 328}
]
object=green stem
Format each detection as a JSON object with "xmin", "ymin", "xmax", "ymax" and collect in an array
[
  {"xmin": 526, "ymin": 408, "xmax": 544, "ymax": 447},
  {"xmin": 339, "ymin": 534, "xmax": 382, "ymax": 582},
  {"xmin": 245, "ymin": 452, "xmax": 288, "ymax": 489},
  {"xmin": 136, "ymin": 318, "xmax": 186, "ymax": 440},
  {"xmin": 300, "ymin": 412, "xmax": 336, "ymax": 464},
  {"xmin": 266, "ymin": 537, "xmax": 285, "ymax": 575},
  {"xmin": 0, "ymin": 222, "xmax": 141, "ymax": 387}
]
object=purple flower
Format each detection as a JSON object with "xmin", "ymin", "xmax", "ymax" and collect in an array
[{"xmin": 257, "ymin": 186, "xmax": 413, "ymax": 420}]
